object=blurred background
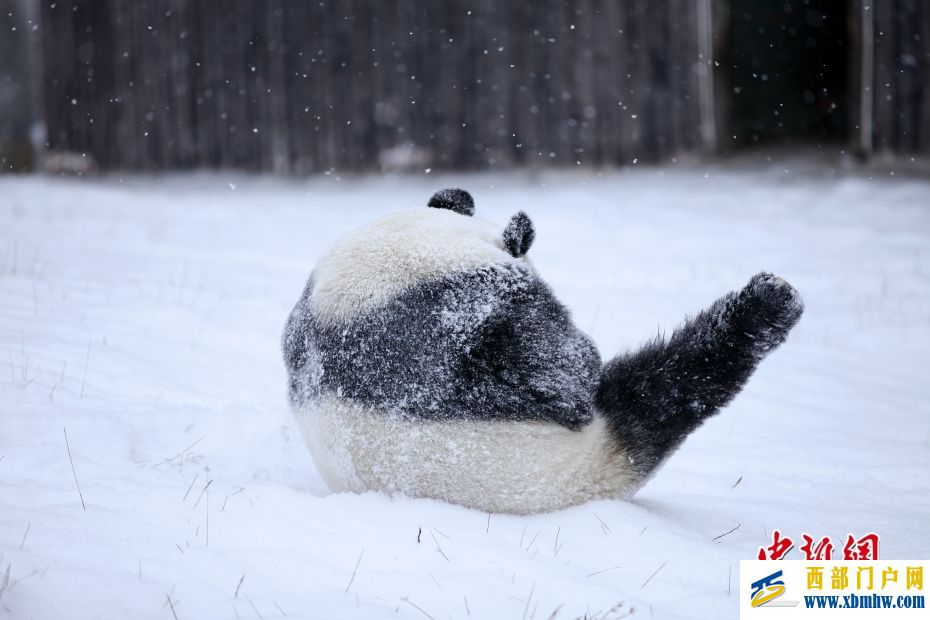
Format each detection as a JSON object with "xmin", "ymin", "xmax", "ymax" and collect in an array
[{"xmin": 1, "ymin": 0, "xmax": 927, "ymax": 175}]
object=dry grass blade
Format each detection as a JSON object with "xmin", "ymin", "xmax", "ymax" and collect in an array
[
  {"xmin": 345, "ymin": 549, "xmax": 364, "ymax": 593},
  {"xmin": 166, "ymin": 594, "xmax": 179, "ymax": 620},
  {"xmin": 586, "ymin": 566, "xmax": 623, "ymax": 578},
  {"xmin": 712, "ymin": 523, "xmax": 741, "ymax": 542},
  {"xmin": 641, "ymin": 560, "xmax": 668, "ymax": 588},
  {"xmin": 521, "ymin": 583, "xmax": 536, "ymax": 620},
  {"xmin": 182, "ymin": 474, "xmax": 199, "ymax": 501},
  {"xmin": 63, "ymin": 427, "xmax": 86, "ymax": 511},
  {"xmin": 401, "ymin": 597, "xmax": 436, "ymax": 620},
  {"xmin": 235, "ymin": 574, "xmax": 245, "ymax": 598},
  {"xmin": 170, "ymin": 437, "xmax": 205, "ymax": 462},
  {"xmin": 430, "ymin": 530, "xmax": 449, "ymax": 562},
  {"xmin": 0, "ymin": 563, "xmax": 10, "ymax": 603},
  {"xmin": 243, "ymin": 593, "xmax": 263, "ymax": 618},
  {"xmin": 192, "ymin": 479, "xmax": 213, "ymax": 509}
]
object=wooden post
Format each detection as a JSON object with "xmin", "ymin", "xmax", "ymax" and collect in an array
[
  {"xmin": 696, "ymin": 0, "xmax": 716, "ymax": 155},
  {"xmin": 858, "ymin": 0, "xmax": 874, "ymax": 158}
]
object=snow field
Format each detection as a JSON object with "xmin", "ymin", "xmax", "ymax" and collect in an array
[{"xmin": 1, "ymin": 158, "xmax": 929, "ymax": 619}]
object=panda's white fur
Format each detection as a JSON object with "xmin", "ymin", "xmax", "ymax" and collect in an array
[
  {"xmin": 310, "ymin": 208, "xmax": 522, "ymax": 326},
  {"xmin": 296, "ymin": 392, "xmax": 638, "ymax": 514}
]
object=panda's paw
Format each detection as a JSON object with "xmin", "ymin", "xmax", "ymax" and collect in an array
[{"xmin": 741, "ymin": 272, "xmax": 804, "ymax": 337}]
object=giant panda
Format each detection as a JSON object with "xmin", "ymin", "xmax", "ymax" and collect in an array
[{"xmin": 282, "ymin": 189, "xmax": 803, "ymax": 514}]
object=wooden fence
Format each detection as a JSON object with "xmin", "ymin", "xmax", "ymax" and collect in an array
[
  {"xmin": 40, "ymin": 0, "xmax": 714, "ymax": 172},
  {"xmin": 39, "ymin": 0, "xmax": 930, "ymax": 173}
]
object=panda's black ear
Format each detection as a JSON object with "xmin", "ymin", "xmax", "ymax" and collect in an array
[
  {"xmin": 503, "ymin": 212, "xmax": 535, "ymax": 257},
  {"xmin": 428, "ymin": 188, "xmax": 474, "ymax": 216}
]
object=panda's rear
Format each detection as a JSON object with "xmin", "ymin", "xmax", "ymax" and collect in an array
[{"xmin": 282, "ymin": 189, "xmax": 804, "ymax": 513}]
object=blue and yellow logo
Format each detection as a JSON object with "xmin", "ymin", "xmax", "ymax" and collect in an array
[{"xmin": 751, "ymin": 570, "xmax": 787, "ymax": 607}]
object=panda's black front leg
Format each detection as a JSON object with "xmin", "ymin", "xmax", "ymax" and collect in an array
[{"xmin": 596, "ymin": 272, "xmax": 804, "ymax": 479}]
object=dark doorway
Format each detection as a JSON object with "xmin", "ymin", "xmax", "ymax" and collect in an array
[{"xmin": 725, "ymin": 0, "xmax": 849, "ymax": 147}]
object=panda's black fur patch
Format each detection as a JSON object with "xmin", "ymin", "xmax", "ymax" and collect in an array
[
  {"xmin": 428, "ymin": 188, "xmax": 475, "ymax": 216},
  {"xmin": 503, "ymin": 212, "xmax": 535, "ymax": 257},
  {"xmin": 283, "ymin": 263, "xmax": 601, "ymax": 429}
]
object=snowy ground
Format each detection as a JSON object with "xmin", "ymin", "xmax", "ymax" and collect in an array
[{"xmin": 1, "ymin": 155, "xmax": 929, "ymax": 619}]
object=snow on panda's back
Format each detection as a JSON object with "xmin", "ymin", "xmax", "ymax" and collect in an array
[{"xmin": 309, "ymin": 207, "xmax": 524, "ymax": 327}]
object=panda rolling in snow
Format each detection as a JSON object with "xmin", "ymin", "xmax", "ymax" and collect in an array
[{"xmin": 283, "ymin": 189, "xmax": 803, "ymax": 514}]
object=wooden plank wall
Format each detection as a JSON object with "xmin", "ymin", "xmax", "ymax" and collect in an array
[
  {"xmin": 876, "ymin": 0, "xmax": 930, "ymax": 153},
  {"xmin": 850, "ymin": 0, "xmax": 930, "ymax": 156},
  {"xmin": 40, "ymin": 0, "xmax": 709, "ymax": 172}
]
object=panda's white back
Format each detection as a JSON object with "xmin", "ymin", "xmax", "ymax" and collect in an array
[{"xmin": 310, "ymin": 208, "xmax": 522, "ymax": 327}]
